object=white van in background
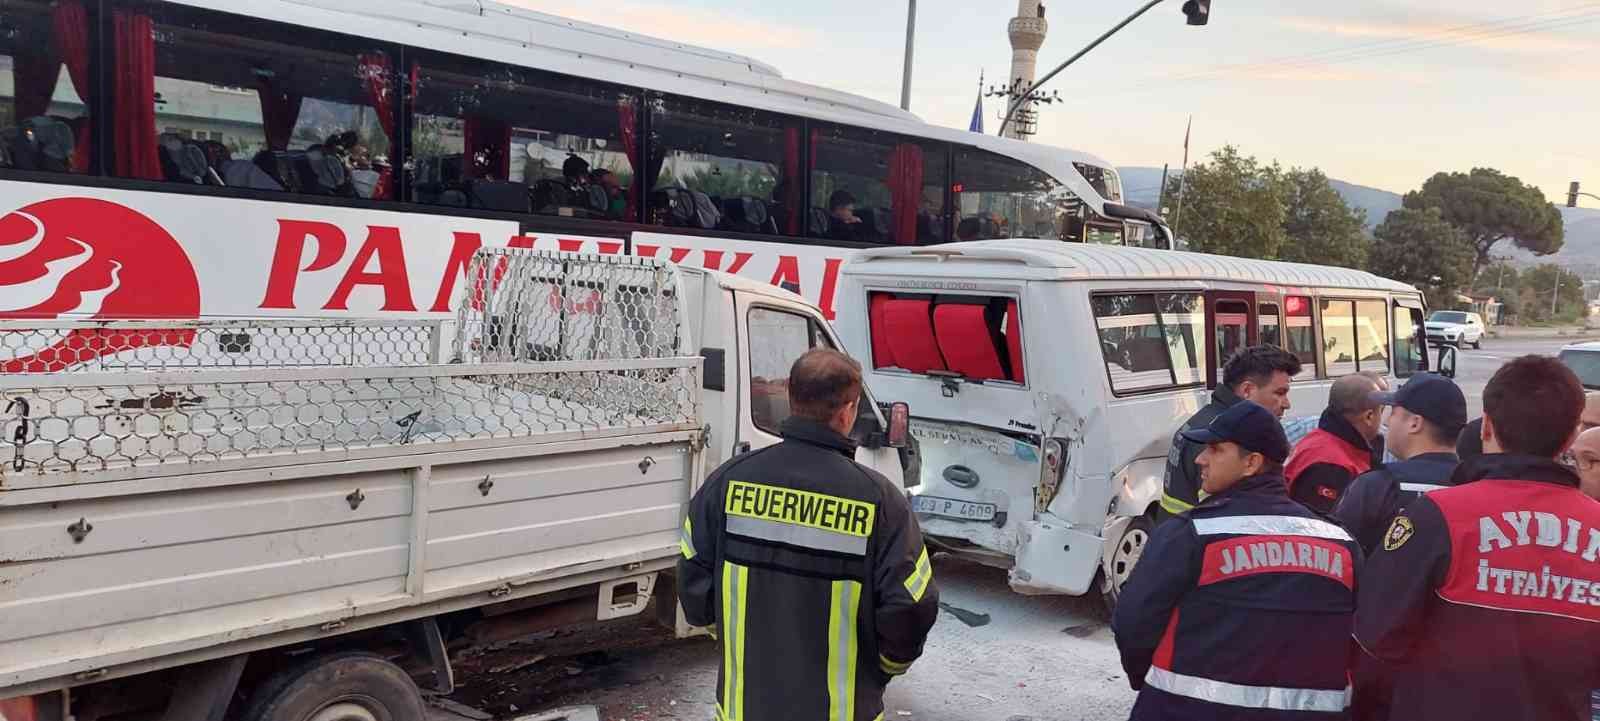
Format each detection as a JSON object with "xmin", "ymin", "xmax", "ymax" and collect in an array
[{"xmin": 836, "ymin": 240, "xmax": 1431, "ymax": 607}]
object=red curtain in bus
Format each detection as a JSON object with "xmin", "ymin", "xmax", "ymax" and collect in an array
[
  {"xmin": 113, "ymin": 10, "xmax": 160, "ymax": 180},
  {"xmin": 256, "ymin": 75, "xmax": 303, "ymax": 152},
  {"xmin": 10, "ymin": 34, "xmax": 57, "ymax": 121},
  {"xmin": 617, "ymin": 99, "xmax": 637, "ymax": 219},
  {"xmin": 463, "ymin": 116, "xmax": 510, "ymax": 180},
  {"xmin": 358, "ymin": 52, "xmax": 394, "ymax": 199},
  {"xmin": 54, "ymin": 1, "xmax": 92, "ymax": 172},
  {"xmin": 887, "ymin": 143, "xmax": 924, "ymax": 245}
]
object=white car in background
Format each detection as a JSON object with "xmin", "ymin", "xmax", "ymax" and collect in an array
[
  {"xmin": 1426, "ymin": 310, "xmax": 1486, "ymax": 349},
  {"xmin": 1560, "ymin": 342, "xmax": 1600, "ymax": 390}
]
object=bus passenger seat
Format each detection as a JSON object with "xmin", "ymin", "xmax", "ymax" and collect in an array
[
  {"xmin": 868, "ymin": 294, "xmax": 897, "ymax": 369},
  {"xmin": 933, "ymin": 304, "xmax": 1005, "ymax": 381},
  {"xmin": 881, "ymin": 299, "xmax": 946, "ymax": 374}
]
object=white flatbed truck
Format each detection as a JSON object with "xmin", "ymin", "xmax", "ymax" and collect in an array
[{"xmin": 0, "ymin": 248, "xmax": 910, "ymax": 721}]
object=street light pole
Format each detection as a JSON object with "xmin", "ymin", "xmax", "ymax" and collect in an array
[
  {"xmin": 899, "ymin": 0, "xmax": 917, "ymax": 111},
  {"xmin": 997, "ymin": 0, "xmax": 1166, "ymax": 138},
  {"xmin": 1553, "ymin": 269, "xmax": 1564, "ymax": 318}
]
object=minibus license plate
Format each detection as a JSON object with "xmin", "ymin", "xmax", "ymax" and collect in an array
[{"xmin": 913, "ymin": 495, "xmax": 997, "ymax": 522}]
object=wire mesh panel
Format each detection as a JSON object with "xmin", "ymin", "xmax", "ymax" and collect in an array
[
  {"xmin": 0, "ymin": 251, "xmax": 701, "ymax": 487},
  {"xmin": 455, "ymin": 247, "xmax": 685, "ymax": 364},
  {"xmin": 0, "ymin": 319, "xmax": 444, "ymax": 373}
]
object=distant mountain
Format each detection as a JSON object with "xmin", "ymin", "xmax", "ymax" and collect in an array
[{"xmin": 1118, "ymin": 166, "xmax": 1600, "ymax": 277}]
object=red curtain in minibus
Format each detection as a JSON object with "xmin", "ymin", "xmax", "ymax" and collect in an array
[
  {"xmin": 113, "ymin": 10, "xmax": 160, "ymax": 180},
  {"xmin": 887, "ymin": 143, "xmax": 924, "ymax": 245},
  {"xmin": 358, "ymin": 52, "xmax": 394, "ymax": 199}
]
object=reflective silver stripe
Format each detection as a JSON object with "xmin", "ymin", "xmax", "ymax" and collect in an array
[
  {"xmin": 1144, "ymin": 666, "xmax": 1352, "ymax": 713},
  {"xmin": 827, "ymin": 580, "xmax": 862, "ymax": 721},
  {"xmin": 1399, "ymin": 482, "xmax": 1449, "ymax": 493},
  {"xmin": 727, "ymin": 515, "xmax": 869, "ymax": 556},
  {"xmin": 1192, "ymin": 515, "xmax": 1352, "ymax": 541}
]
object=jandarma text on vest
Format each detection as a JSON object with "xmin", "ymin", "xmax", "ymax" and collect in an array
[{"xmin": 724, "ymin": 480, "xmax": 876, "ymax": 537}]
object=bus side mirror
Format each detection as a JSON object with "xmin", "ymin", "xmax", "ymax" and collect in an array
[
  {"xmin": 1437, "ymin": 345, "xmax": 1458, "ymax": 379},
  {"xmin": 887, "ymin": 402, "xmax": 910, "ymax": 448}
]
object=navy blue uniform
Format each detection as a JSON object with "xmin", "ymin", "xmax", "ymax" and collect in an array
[
  {"xmin": 1158, "ymin": 385, "xmax": 1240, "ymax": 521},
  {"xmin": 1334, "ymin": 451, "xmax": 1459, "ymax": 555},
  {"xmin": 1113, "ymin": 472, "xmax": 1364, "ymax": 721}
]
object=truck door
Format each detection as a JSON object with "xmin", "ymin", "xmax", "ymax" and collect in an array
[
  {"xmin": 732, "ymin": 292, "xmax": 903, "ymax": 483},
  {"xmin": 1206, "ymin": 290, "xmax": 1258, "ymax": 387}
]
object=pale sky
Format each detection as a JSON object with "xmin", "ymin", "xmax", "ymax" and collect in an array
[{"xmin": 502, "ymin": 0, "xmax": 1597, "ymax": 204}]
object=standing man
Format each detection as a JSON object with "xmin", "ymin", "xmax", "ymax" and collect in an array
[
  {"xmin": 1114, "ymin": 401, "xmax": 1361, "ymax": 720},
  {"xmin": 1355, "ymin": 355, "xmax": 1600, "ymax": 721},
  {"xmin": 678, "ymin": 349, "xmax": 939, "ymax": 721},
  {"xmin": 1334, "ymin": 373, "xmax": 1468, "ymax": 554},
  {"xmin": 1286, "ymin": 374, "xmax": 1385, "ymax": 514},
  {"xmin": 1572, "ymin": 427, "xmax": 1600, "ymax": 500},
  {"xmin": 1159, "ymin": 345, "xmax": 1303, "ymax": 522}
]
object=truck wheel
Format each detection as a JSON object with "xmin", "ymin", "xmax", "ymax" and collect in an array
[
  {"xmin": 1100, "ymin": 515, "xmax": 1154, "ymax": 613},
  {"xmin": 239, "ymin": 652, "xmax": 424, "ymax": 721}
]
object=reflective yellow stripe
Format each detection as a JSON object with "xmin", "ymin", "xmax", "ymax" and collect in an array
[
  {"xmin": 903, "ymin": 546, "xmax": 933, "ymax": 602},
  {"xmin": 827, "ymin": 579, "xmax": 862, "ymax": 721},
  {"xmin": 679, "ymin": 516, "xmax": 696, "ymax": 559},
  {"xmin": 720, "ymin": 562, "xmax": 749, "ymax": 720},
  {"xmin": 1160, "ymin": 493, "xmax": 1195, "ymax": 514},
  {"xmin": 879, "ymin": 653, "xmax": 912, "ymax": 676}
]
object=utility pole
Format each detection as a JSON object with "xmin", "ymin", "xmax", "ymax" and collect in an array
[
  {"xmin": 1156, "ymin": 163, "xmax": 1170, "ymax": 215},
  {"xmin": 1553, "ymin": 268, "xmax": 1563, "ymax": 318},
  {"xmin": 899, "ymin": 0, "xmax": 917, "ymax": 111}
]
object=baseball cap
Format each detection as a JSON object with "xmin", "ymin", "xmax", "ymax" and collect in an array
[
  {"xmin": 1181, "ymin": 400, "xmax": 1291, "ymax": 462},
  {"xmin": 1370, "ymin": 373, "xmax": 1467, "ymax": 432}
]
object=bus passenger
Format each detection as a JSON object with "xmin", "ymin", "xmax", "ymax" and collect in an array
[{"xmin": 827, "ymin": 190, "xmax": 863, "ymax": 241}]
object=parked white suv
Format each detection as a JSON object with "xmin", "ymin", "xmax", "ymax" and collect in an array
[
  {"xmin": 1426, "ymin": 310, "xmax": 1485, "ymax": 349},
  {"xmin": 1560, "ymin": 342, "xmax": 1600, "ymax": 390}
]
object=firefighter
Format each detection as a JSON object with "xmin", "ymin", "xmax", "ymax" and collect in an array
[
  {"xmin": 1114, "ymin": 400, "xmax": 1362, "ymax": 720},
  {"xmin": 1158, "ymin": 345, "xmax": 1303, "ymax": 522},
  {"xmin": 677, "ymin": 348, "xmax": 938, "ymax": 721},
  {"xmin": 1355, "ymin": 355, "xmax": 1600, "ymax": 721}
]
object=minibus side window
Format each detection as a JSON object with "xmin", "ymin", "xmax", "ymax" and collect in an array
[
  {"xmin": 1321, "ymin": 299, "xmax": 1359, "ymax": 377},
  {"xmin": 1355, "ymin": 299, "xmax": 1391, "ymax": 375},
  {"xmin": 1214, "ymin": 299, "xmax": 1250, "ymax": 384},
  {"xmin": 1259, "ymin": 303, "xmax": 1282, "ymax": 349},
  {"xmin": 1285, "ymin": 296, "xmax": 1317, "ymax": 378},
  {"xmin": 1092, "ymin": 292, "xmax": 1204, "ymax": 395}
]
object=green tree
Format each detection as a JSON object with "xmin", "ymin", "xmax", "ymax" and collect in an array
[
  {"xmin": 1516, "ymin": 264, "xmax": 1586, "ymax": 324},
  {"xmin": 1165, "ymin": 146, "xmax": 1287, "ymax": 259},
  {"xmin": 1401, "ymin": 168, "xmax": 1565, "ymax": 278},
  {"xmin": 1368, "ymin": 207, "xmax": 1475, "ymax": 309},
  {"xmin": 1472, "ymin": 261, "xmax": 1522, "ymax": 317},
  {"xmin": 1277, "ymin": 168, "xmax": 1370, "ymax": 269}
]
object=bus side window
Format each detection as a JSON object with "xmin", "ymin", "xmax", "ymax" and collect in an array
[
  {"xmin": 0, "ymin": 2, "xmax": 92, "ymax": 176},
  {"xmin": 124, "ymin": 5, "xmax": 397, "ymax": 197},
  {"xmin": 409, "ymin": 51, "xmax": 639, "ymax": 219},
  {"xmin": 647, "ymin": 94, "xmax": 792, "ymax": 237},
  {"xmin": 952, "ymin": 147, "xmax": 1087, "ymax": 242},
  {"xmin": 810, "ymin": 123, "xmax": 948, "ymax": 246}
]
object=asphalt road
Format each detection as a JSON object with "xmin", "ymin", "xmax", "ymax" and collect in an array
[
  {"xmin": 1447, "ymin": 335, "xmax": 1585, "ymax": 419},
  {"xmin": 423, "ymin": 334, "xmax": 1586, "ymax": 721}
]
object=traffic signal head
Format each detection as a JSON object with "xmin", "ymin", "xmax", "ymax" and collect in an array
[
  {"xmin": 1571, "ymin": 181, "xmax": 1582, "ymax": 209},
  {"xmin": 1182, "ymin": 0, "xmax": 1211, "ymax": 25}
]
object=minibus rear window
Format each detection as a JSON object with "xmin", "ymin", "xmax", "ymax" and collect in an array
[{"xmin": 867, "ymin": 291, "xmax": 1024, "ymax": 384}]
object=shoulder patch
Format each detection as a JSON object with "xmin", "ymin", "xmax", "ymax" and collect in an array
[{"xmin": 1383, "ymin": 515, "xmax": 1415, "ymax": 551}]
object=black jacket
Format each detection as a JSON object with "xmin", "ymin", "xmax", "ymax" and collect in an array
[
  {"xmin": 1354, "ymin": 454, "xmax": 1600, "ymax": 721},
  {"xmin": 1114, "ymin": 472, "xmax": 1363, "ymax": 721},
  {"xmin": 1158, "ymin": 385, "xmax": 1241, "ymax": 522},
  {"xmin": 1334, "ymin": 451, "xmax": 1460, "ymax": 555},
  {"xmin": 677, "ymin": 417, "xmax": 939, "ymax": 721}
]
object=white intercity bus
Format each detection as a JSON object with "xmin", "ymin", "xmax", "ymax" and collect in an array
[
  {"xmin": 0, "ymin": 0, "xmax": 1168, "ymax": 347},
  {"xmin": 836, "ymin": 240, "xmax": 1451, "ymax": 607}
]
